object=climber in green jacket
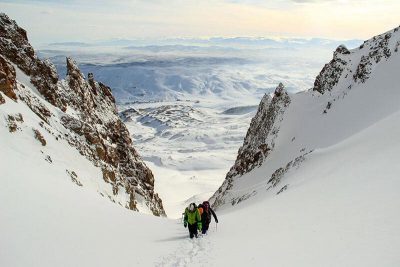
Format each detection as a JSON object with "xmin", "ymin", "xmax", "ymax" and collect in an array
[{"xmin": 183, "ymin": 203, "xmax": 202, "ymax": 238}]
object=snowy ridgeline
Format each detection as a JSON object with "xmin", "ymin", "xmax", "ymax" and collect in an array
[{"xmin": 211, "ymin": 25, "xmax": 400, "ymax": 210}]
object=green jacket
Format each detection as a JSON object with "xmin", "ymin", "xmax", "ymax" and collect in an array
[{"xmin": 184, "ymin": 208, "xmax": 202, "ymax": 229}]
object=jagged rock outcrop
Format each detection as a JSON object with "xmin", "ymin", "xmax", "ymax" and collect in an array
[
  {"xmin": 0, "ymin": 13, "xmax": 165, "ymax": 216},
  {"xmin": 353, "ymin": 32, "xmax": 392, "ymax": 83},
  {"xmin": 226, "ymin": 83, "xmax": 290, "ymax": 179},
  {"xmin": 211, "ymin": 25, "xmax": 400, "ymax": 209},
  {"xmin": 211, "ymin": 83, "xmax": 290, "ymax": 207},
  {"xmin": 0, "ymin": 55, "xmax": 17, "ymax": 101},
  {"xmin": 312, "ymin": 45, "xmax": 349, "ymax": 94},
  {"xmin": 313, "ymin": 25, "xmax": 400, "ymax": 95},
  {"xmin": 0, "ymin": 13, "xmax": 65, "ymax": 110}
]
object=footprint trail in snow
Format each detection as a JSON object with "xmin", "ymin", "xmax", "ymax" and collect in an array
[{"xmin": 155, "ymin": 230, "xmax": 214, "ymax": 266}]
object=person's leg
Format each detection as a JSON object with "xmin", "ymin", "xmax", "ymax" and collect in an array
[
  {"xmin": 202, "ymin": 223, "xmax": 209, "ymax": 234},
  {"xmin": 189, "ymin": 224, "xmax": 195, "ymax": 238}
]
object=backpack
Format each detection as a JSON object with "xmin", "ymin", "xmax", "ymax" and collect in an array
[{"xmin": 198, "ymin": 204, "xmax": 204, "ymax": 215}]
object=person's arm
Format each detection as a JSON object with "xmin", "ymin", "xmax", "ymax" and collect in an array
[
  {"xmin": 196, "ymin": 210, "xmax": 202, "ymax": 230},
  {"xmin": 210, "ymin": 208, "xmax": 218, "ymax": 223},
  {"xmin": 183, "ymin": 209, "xmax": 188, "ymax": 227}
]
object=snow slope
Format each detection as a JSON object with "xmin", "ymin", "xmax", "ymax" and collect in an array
[
  {"xmin": 202, "ymin": 110, "xmax": 400, "ymax": 266},
  {"xmin": 0, "ymin": 128, "xmax": 179, "ymax": 266},
  {"xmin": 3, "ymin": 100, "xmax": 399, "ymax": 266},
  {"xmin": 211, "ymin": 25, "xmax": 400, "ymax": 209},
  {"xmin": 0, "ymin": 12, "xmax": 165, "ymax": 215}
]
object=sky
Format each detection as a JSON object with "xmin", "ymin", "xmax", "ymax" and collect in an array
[{"xmin": 1, "ymin": 0, "xmax": 399, "ymax": 44}]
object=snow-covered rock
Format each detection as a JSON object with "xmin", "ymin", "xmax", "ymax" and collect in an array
[
  {"xmin": 0, "ymin": 13, "xmax": 165, "ymax": 216},
  {"xmin": 211, "ymin": 25, "xmax": 400, "ymax": 209},
  {"xmin": 212, "ymin": 83, "xmax": 290, "ymax": 207}
]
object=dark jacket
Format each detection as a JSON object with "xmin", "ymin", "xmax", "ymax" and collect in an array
[{"xmin": 201, "ymin": 207, "xmax": 218, "ymax": 225}]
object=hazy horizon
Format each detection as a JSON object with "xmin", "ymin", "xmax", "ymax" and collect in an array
[{"xmin": 1, "ymin": 0, "xmax": 399, "ymax": 45}]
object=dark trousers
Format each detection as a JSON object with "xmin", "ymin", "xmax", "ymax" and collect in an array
[
  {"xmin": 202, "ymin": 222, "xmax": 210, "ymax": 234},
  {"xmin": 188, "ymin": 223, "xmax": 198, "ymax": 238}
]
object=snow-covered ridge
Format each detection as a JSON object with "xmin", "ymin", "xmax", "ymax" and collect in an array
[
  {"xmin": 313, "ymin": 25, "xmax": 400, "ymax": 95},
  {"xmin": 0, "ymin": 13, "xmax": 165, "ymax": 216},
  {"xmin": 211, "ymin": 25, "xmax": 400, "ymax": 209}
]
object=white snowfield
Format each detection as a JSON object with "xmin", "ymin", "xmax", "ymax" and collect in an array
[
  {"xmin": 1, "ymin": 29, "xmax": 400, "ymax": 267},
  {"xmin": 2, "ymin": 94, "xmax": 400, "ymax": 266}
]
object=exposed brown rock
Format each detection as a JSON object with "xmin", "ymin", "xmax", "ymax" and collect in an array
[
  {"xmin": 102, "ymin": 168, "xmax": 116, "ymax": 183},
  {"xmin": 7, "ymin": 115, "xmax": 17, "ymax": 132},
  {"xmin": 33, "ymin": 129, "xmax": 46, "ymax": 146},
  {"xmin": 66, "ymin": 170, "xmax": 83, "ymax": 187},
  {"xmin": 7, "ymin": 113, "xmax": 23, "ymax": 132},
  {"xmin": 0, "ymin": 13, "xmax": 65, "ymax": 110},
  {"xmin": 227, "ymin": 83, "xmax": 290, "ymax": 179},
  {"xmin": 96, "ymin": 145, "xmax": 107, "ymax": 161},
  {"xmin": 211, "ymin": 83, "xmax": 291, "ymax": 208},
  {"xmin": 18, "ymin": 87, "xmax": 52, "ymax": 123},
  {"xmin": 0, "ymin": 13, "xmax": 166, "ymax": 216},
  {"xmin": 312, "ymin": 46, "xmax": 348, "ymax": 94},
  {"xmin": 0, "ymin": 55, "xmax": 17, "ymax": 101}
]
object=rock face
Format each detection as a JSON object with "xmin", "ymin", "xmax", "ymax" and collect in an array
[
  {"xmin": 313, "ymin": 26, "xmax": 399, "ymax": 94},
  {"xmin": 211, "ymin": 83, "xmax": 291, "ymax": 207},
  {"xmin": 0, "ymin": 13, "xmax": 165, "ymax": 216},
  {"xmin": 0, "ymin": 55, "xmax": 17, "ymax": 101},
  {"xmin": 211, "ymin": 25, "xmax": 400, "ymax": 209},
  {"xmin": 0, "ymin": 13, "xmax": 65, "ymax": 110},
  {"xmin": 226, "ymin": 83, "xmax": 290, "ymax": 179},
  {"xmin": 312, "ymin": 45, "xmax": 349, "ymax": 94}
]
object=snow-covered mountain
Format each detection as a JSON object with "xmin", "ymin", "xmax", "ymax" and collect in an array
[
  {"xmin": 211, "ymin": 25, "xmax": 400, "ymax": 209},
  {"xmin": 0, "ymin": 13, "xmax": 165, "ymax": 216},
  {"xmin": 2, "ymin": 11, "xmax": 400, "ymax": 266}
]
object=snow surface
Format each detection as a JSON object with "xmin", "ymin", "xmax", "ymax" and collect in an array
[
  {"xmin": 2, "ymin": 92, "xmax": 399, "ymax": 266},
  {"xmin": 120, "ymin": 100, "xmax": 256, "ymax": 218}
]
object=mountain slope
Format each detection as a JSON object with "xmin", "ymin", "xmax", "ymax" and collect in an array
[
  {"xmin": 0, "ymin": 13, "xmax": 165, "ymax": 215},
  {"xmin": 204, "ymin": 109, "xmax": 400, "ymax": 266},
  {"xmin": 211, "ymin": 25, "xmax": 400, "ymax": 209},
  {"xmin": 1, "ymin": 13, "xmax": 400, "ymax": 267}
]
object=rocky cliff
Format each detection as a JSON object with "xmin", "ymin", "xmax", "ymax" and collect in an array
[
  {"xmin": 211, "ymin": 83, "xmax": 291, "ymax": 207},
  {"xmin": 211, "ymin": 25, "xmax": 400, "ymax": 209},
  {"xmin": 0, "ymin": 13, "xmax": 165, "ymax": 216}
]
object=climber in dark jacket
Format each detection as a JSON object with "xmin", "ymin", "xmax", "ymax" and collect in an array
[{"xmin": 200, "ymin": 201, "xmax": 218, "ymax": 234}]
